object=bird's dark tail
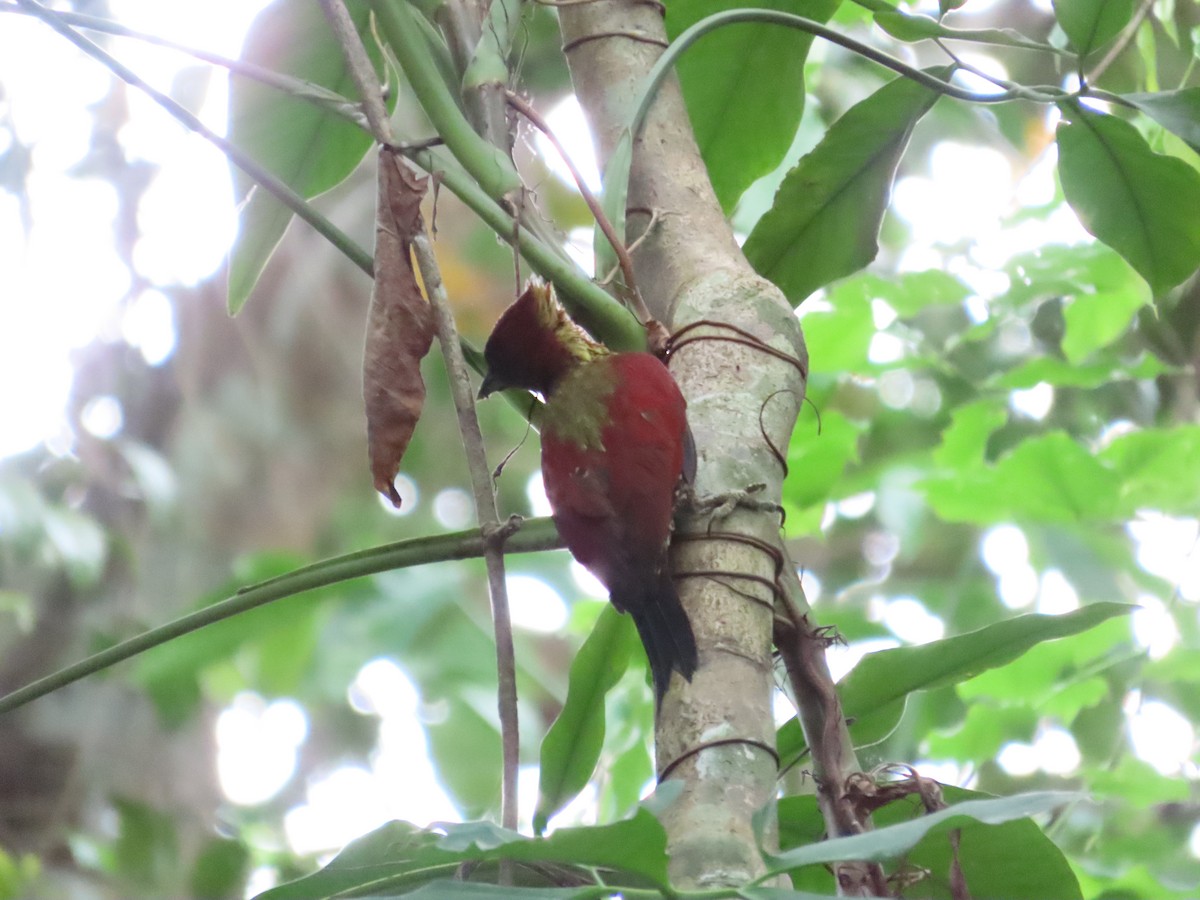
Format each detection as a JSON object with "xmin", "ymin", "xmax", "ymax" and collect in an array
[{"xmin": 616, "ymin": 571, "xmax": 698, "ymax": 704}]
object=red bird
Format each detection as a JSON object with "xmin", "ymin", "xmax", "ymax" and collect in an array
[{"xmin": 478, "ymin": 283, "xmax": 697, "ymax": 701}]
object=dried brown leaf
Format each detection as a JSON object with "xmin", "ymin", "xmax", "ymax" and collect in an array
[{"xmin": 364, "ymin": 147, "xmax": 433, "ymax": 506}]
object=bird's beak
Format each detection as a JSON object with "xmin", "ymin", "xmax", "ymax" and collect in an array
[{"xmin": 477, "ymin": 371, "xmax": 503, "ymax": 400}]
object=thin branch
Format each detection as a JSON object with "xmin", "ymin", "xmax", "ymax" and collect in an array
[
  {"xmin": 13, "ymin": 0, "xmax": 374, "ymax": 276},
  {"xmin": 0, "ymin": 520, "xmax": 562, "ymax": 717},
  {"xmin": 415, "ymin": 230, "xmax": 523, "ymax": 834},
  {"xmin": 369, "ymin": 0, "xmax": 523, "ymax": 202},
  {"xmin": 319, "ymin": 0, "xmax": 393, "ymax": 141},
  {"xmin": 505, "ymin": 90, "xmax": 651, "ymax": 324},
  {"xmin": 631, "ymin": 9, "xmax": 1058, "ymax": 154},
  {"xmin": 325, "ymin": 3, "xmax": 522, "ymax": 833},
  {"xmin": 1087, "ymin": 0, "xmax": 1156, "ymax": 84},
  {"xmin": 0, "ymin": 2, "xmax": 369, "ymax": 128},
  {"xmin": 774, "ymin": 546, "xmax": 887, "ymax": 898},
  {"xmin": 401, "ymin": 145, "xmax": 645, "ymax": 350}
]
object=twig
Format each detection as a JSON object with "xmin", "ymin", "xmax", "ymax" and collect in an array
[
  {"xmin": 0, "ymin": 1, "xmax": 370, "ymax": 127},
  {"xmin": 319, "ymin": 0, "xmax": 392, "ymax": 141},
  {"xmin": 774, "ymin": 546, "xmax": 888, "ymax": 897},
  {"xmin": 0, "ymin": 520, "xmax": 562, "ymax": 717},
  {"xmin": 505, "ymin": 90, "xmax": 651, "ymax": 324},
  {"xmin": 13, "ymin": 0, "xmax": 373, "ymax": 276},
  {"xmin": 325, "ymin": 0, "xmax": 522, "ymax": 834},
  {"xmin": 1087, "ymin": 0, "xmax": 1156, "ymax": 84},
  {"xmin": 415, "ymin": 231, "xmax": 523, "ymax": 834}
]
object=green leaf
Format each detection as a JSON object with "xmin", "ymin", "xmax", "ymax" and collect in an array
[
  {"xmin": 875, "ymin": 10, "xmax": 1061, "ymax": 53},
  {"xmin": 190, "ymin": 837, "xmax": 250, "ymax": 900},
  {"xmin": 1100, "ymin": 425, "xmax": 1200, "ymax": 515},
  {"xmin": 1056, "ymin": 106, "xmax": 1200, "ymax": 295},
  {"xmin": 932, "ymin": 398, "xmax": 1006, "ymax": 469},
  {"xmin": 843, "ymin": 602, "xmax": 1132, "ymax": 746},
  {"xmin": 1061, "ymin": 284, "xmax": 1150, "ymax": 363},
  {"xmin": 879, "ymin": 269, "xmax": 970, "ymax": 317},
  {"xmin": 784, "ymin": 410, "xmax": 864, "ymax": 509},
  {"xmin": 113, "ymin": 798, "xmax": 179, "ymax": 889},
  {"xmin": 400, "ymin": 884, "xmax": 589, "ymax": 899},
  {"xmin": 534, "ymin": 605, "xmax": 638, "ymax": 834},
  {"xmin": 777, "ymin": 603, "xmax": 1132, "ymax": 760},
  {"xmin": 665, "ymin": 0, "xmax": 839, "ymax": 212},
  {"xmin": 923, "ymin": 431, "xmax": 1123, "ymax": 524},
  {"xmin": 256, "ymin": 809, "xmax": 670, "ymax": 899},
  {"xmin": 425, "ymin": 696, "xmax": 502, "ymax": 818},
  {"xmin": 994, "ymin": 353, "xmax": 1172, "ymax": 388},
  {"xmin": 1053, "ymin": 0, "xmax": 1135, "ymax": 56},
  {"xmin": 744, "ymin": 70, "xmax": 946, "ymax": 306},
  {"xmin": 764, "ymin": 791, "xmax": 1076, "ymax": 873},
  {"xmin": 778, "ymin": 786, "xmax": 1082, "ymax": 899},
  {"xmin": 1121, "ymin": 88, "xmax": 1200, "ymax": 152},
  {"xmin": 227, "ymin": 0, "xmax": 382, "ymax": 313}
]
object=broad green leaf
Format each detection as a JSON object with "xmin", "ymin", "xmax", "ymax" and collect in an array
[
  {"xmin": 134, "ymin": 552, "xmax": 329, "ymax": 728},
  {"xmin": 877, "ymin": 269, "xmax": 970, "ymax": 317},
  {"xmin": 190, "ymin": 837, "xmax": 250, "ymax": 900},
  {"xmin": 764, "ymin": 791, "xmax": 1076, "ymax": 873},
  {"xmin": 784, "ymin": 409, "xmax": 865, "ymax": 522},
  {"xmin": 777, "ymin": 603, "xmax": 1131, "ymax": 761},
  {"xmin": 1061, "ymin": 283, "xmax": 1150, "ymax": 362},
  {"xmin": 665, "ymin": 0, "xmax": 839, "ymax": 212},
  {"xmin": 1088, "ymin": 756, "xmax": 1191, "ymax": 808},
  {"xmin": 227, "ymin": 0, "xmax": 382, "ymax": 313},
  {"xmin": 1056, "ymin": 106, "xmax": 1200, "ymax": 295},
  {"xmin": 924, "ymin": 703, "xmax": 1038, "ymax": 760},
  {"xmin": 840, "ymin": 602, "xmax": 1132, "ymax": 746},
  {"xmin": 932, "ymin": 398, "xmax": 1006, "ymax": 469},
  {"xmin": 875, "ymin": 10, "xmax": 1063, "ymax": 53},
  {"xmin": 113, "ymin": 798, "xmax": 179, "ymax": 889},
  {"xmin": 400, "ymin": 884, "xmax": 590, "ymax": 899},
  {"xmin": 923, "ymin": 431, "xmax": 1123, "ymax": 524},
  {"xmin": 994, "ymin": 354, "xmax": 1171, "ymax": 388},
  {"xmin": 794, "ymin": 302, "xmax": 875, "ymax": 374},
  {"xmin": 534, "ymin": 605, "xmax": 638, "ymax": 834},
  {"xmin": 1053, "ymin": 0, "xmax": 1135, "ymax": 56},
  {"xmin": 1100, "ymin": 425, "xmax": 1200, "ymax": 515},
  {"xmin": 1121, "ymin": 88, "xmax": 1200, "ymax": 152},
  {"xmin": 744, "ymin": 70, "xmax": 946, "ymax": 306},
  {"xmin": 779, "ymin": 786, "xmax": 1082, "ymax": 899},
  {"xmin": 256, "ymin": 809, "xmax": 670, "ymax": 899},
  {"xmin": 426, "ymin": 697, "xmax": 502, "ymax": 818}
]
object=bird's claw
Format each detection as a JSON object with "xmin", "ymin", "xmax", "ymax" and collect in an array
[
  {"xmin": 483, "ymin": 514, "xmax": 524, "ymax": 546},
  {"xmin": 681, "ymin": 483, "xmax": 783, "ymax": 525}
]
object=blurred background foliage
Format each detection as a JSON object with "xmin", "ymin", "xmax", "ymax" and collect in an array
[{"xmin": 0, "ymin": 0, "xmax": 1198, "ymax": 897}]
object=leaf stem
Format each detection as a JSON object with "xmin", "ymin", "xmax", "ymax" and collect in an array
[
  {"xmin": 505, "ymin": 90, "xmax": 651, "ymax": 324},
  {"xmin": 0, "ymin": 1, "xmax": 370, "ymax": 127},
  {"xmin": 370, "ymin": 0, "xmax": 523, "ymax": 202},
  {"xmin": 12, "ymin": 0, "xmax": 374, "ymax": 276},
  {"xmin": 0, "ymin": 520, "xmax": 562, "ymax": 717},
  {"xmin": 403, "ymin": 145, "xmax": 645, "ymax": 350},
  {"xmin": 324, "ymin": 4, "xmax": 523, "ymax": 832}
]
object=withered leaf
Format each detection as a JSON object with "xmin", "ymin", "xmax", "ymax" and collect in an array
[{"xmin": 364, "ymin": 147, "xmax": 433, "ymax": 507}]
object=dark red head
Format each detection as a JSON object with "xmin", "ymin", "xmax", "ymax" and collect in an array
[{"xmin": 479, "ymin": 282, "xmax": 607, "ymax": 398}]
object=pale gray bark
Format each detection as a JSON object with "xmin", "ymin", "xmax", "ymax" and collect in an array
[{"xmin": 557, "ymin": 1, "xmax": 809, "ymax": 887}]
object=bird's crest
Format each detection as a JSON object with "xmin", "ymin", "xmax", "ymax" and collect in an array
[{"xmin": 525, "ymin": 281, "xmax": 608, "ymax": 364}]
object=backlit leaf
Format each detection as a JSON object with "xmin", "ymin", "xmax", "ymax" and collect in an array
[
  {"xmin": 1057, "ymin": 106, "xmax": 1200, "ymax": 295},
  {"xmin": 744, "ymin": 70, "xmax": 946, "ymax": 306}
]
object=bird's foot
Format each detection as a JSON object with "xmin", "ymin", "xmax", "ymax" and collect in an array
[
  {"xmin": 680, "ymin": 483, "xmax": 783, "ymax": 525},
  {"xmin": 483, "ymin": 514, "xmax": 524, "ymax": 546}
]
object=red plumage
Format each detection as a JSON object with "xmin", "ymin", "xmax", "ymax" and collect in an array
[{"xmin": 479, "ymin": 285, "xmax": 697, "ymax": 701}]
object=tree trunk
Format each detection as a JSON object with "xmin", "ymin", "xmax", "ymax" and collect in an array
[{"xmin": 558, "ymin": 1, "xmax": 808, "ymax": 886}]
